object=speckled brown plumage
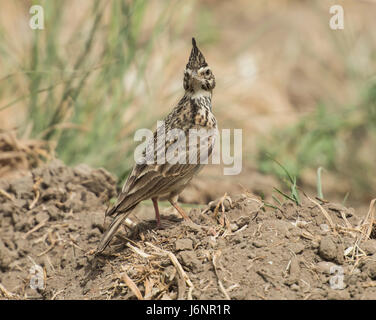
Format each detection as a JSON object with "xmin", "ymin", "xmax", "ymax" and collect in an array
[{"xmin": 96, "ymin": 38, "xmax": 217, "ymax": 253}]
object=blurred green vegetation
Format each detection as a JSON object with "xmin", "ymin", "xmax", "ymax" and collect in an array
[
  {"xmin": 0, "ymin": 0, "xmax": 172, "ymax": 182},
  {"xmin": 254, "ymin": 2, "xmax": 376, "ymax": 203},
  {"xmin": 0, "ymin": 0, "xmax": 222, "ymax": 187},
  {"xmin": 258, "ymin": 80, "xmax": 376, "ymax": 200}
]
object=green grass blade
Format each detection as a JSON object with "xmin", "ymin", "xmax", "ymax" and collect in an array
[{"xmin": 317, "ymin": 167, "xmax": 324, "ymax": 199}]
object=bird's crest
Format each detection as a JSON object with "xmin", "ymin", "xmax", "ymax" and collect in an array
[{"xmin": 186, "ymin": 37, "xmax": 208, "ymax": 70}]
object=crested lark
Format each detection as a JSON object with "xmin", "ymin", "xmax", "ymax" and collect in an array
[{"xmin": 97, "ymin": 38, "xmax": 217, "ymax": 253}]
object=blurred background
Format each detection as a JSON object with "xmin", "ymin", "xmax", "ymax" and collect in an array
[{"xmin": 0, "ymin": 0, "xmax": 375, "ymax": 212}]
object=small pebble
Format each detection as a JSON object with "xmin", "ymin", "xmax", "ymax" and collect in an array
[{"xmin": 291, "ymin": 283, "xmax": 300, "ymax": 291}]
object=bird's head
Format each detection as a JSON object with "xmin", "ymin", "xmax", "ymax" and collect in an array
[{"xmin": 183, "ymin": 38, "xmax": 215, "ymax": 93}]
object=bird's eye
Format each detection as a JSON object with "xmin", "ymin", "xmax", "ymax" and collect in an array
[{"xmin": 205, "ymin": 70, "xmax": 211, "ymax": 76}]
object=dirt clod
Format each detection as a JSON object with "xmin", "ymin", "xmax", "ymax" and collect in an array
[
  {"xmin": 175, "ymin": 239, "xmax": 193, "ymax": 251},
  {"xmin": 361, "ymin": 240, "xmax": 376, "ymax": 256},
  {"xmin": 361, "ymin": 258, "xmax": 376, "ymax": 280},
  {"xmin": 319, "ymin": 236, "xmax": 344, "ymax": 265}
]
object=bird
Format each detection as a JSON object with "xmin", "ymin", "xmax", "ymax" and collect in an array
[{"xmin": 96, "ymin": 38, "xmax": 217, "ymax": 253}]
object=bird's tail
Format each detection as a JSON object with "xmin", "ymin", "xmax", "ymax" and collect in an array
[{"xmin": 96, "ymin": 213, "xmax": 129, "ymax": 254}]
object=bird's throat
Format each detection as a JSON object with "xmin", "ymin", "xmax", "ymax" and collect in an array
[{"xmin": 188, "ymin": 89, "xmax": 212, "ymax": 100}]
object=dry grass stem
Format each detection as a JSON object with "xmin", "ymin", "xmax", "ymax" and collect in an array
[
  {"xmin": 307, "ymin": 196, "xmax": 336, "ymax": 232},
  {"xmin": 363, "ymin": 199, "xmax": 376, "ymax": 240},
  {"xmin": 145, "ymin": 241, "xmax": 194, "ymax": 300},
  {"xmin": 0, "ymin": 188, "xmax": 15, "ymax": 201},
  {"xmin": 0, "ymin": 282, "xmax": 16, "ymax": 299},
  {"xmin": 23, "ymin": 218, "xmax": 49, "ymax": 239},
  {"xmin": 212, "ymin": 250, "xmax": 231, "ymax": 300},
  {"xmin": 120, "ymin": 268, "xmax": 144, "ymax": 300},
  {"xmin": 126, "ymin": 242, "xmax": 152, "ymax": 259}
]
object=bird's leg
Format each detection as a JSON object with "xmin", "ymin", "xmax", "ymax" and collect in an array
[
  {"xmin": 169, "ymin": 199, "xmax": 191, "ymax": 221},
  {"xmin": 152, "ymin": 197, "xmax": 161, "ymax": 228}
]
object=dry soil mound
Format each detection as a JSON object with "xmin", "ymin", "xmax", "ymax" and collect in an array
[{"xmin": 0, "ymin": 160, "xmax": 376, "ymax": 299}]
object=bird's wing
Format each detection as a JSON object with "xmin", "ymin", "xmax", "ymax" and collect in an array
[{"xmin": 106, "ymin": 124, "xmax": 217, "ymax": 217}]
